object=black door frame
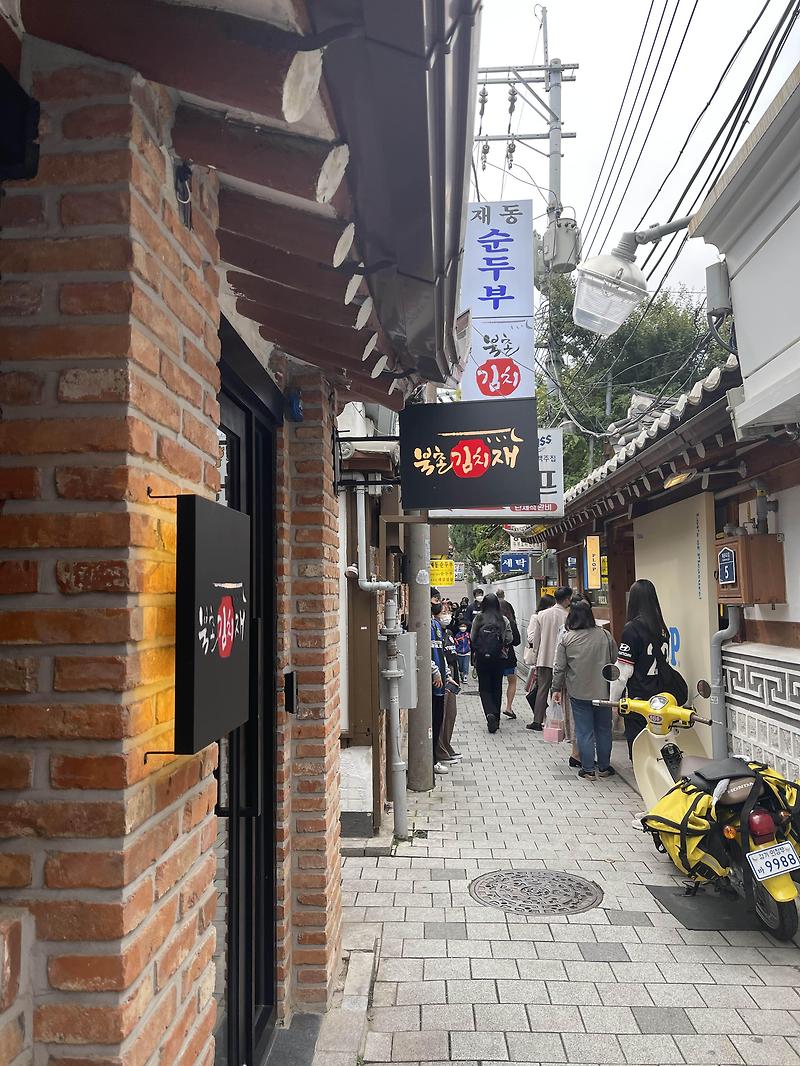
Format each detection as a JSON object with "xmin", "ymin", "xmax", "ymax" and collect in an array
[{"xmin": 218, "ymin": 321, "xmax": 283, "ymax": 1066}]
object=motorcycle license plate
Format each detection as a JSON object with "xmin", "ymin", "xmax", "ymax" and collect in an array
[{"xmin": 747, "ymin": 840, "xmax": 800, "ymax": 881}]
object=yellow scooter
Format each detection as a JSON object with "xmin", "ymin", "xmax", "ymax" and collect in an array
[{"xmin": 594, "ymin": 676, "xmax": 800, "ymax": 940}]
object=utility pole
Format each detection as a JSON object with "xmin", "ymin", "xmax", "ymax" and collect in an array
[
  {"xmin": 406, "ymin": 518, "xmax": 433, "ymax": 792},
  {"xmin": 476, "ymin": 10, "xmax": 578, "ymax": 410},
  {"xmin": 407, "ymin": 380, "xmax": 436, "ymax": 793}
]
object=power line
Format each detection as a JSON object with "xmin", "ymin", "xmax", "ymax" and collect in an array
[
  {"xmin": 562, "ymin": 1, "xmax": 796, "ymax": 415},
  {"xmin": 634, "ymin": 0, "xmax": 774, "ymax": 228},
  {"xmin": 581, "ymin": 0, "xmax": 674, "ymax": 253},
  {"xmin": 580, "ymin": 0, "xmax": 657, "ymax": 235},
  {"xmin": 641, "ymin": 0, "xmax": 799, "ymax": 272},
  {"xmin": 592, "ymin": 0, "xmax": 700, "ymax": 258}
]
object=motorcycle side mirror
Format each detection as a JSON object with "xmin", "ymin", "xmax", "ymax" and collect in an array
[
  {"xmin": 603, "ymin": 663, "xmax": 620, "ymax": 682},
  {"xmin": 696, "ymin": 679, "xmax": 711, "ymax": 699}
]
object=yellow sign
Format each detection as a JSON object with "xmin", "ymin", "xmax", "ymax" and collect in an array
[
  {"xmin": 430, "ymin": 557, "xmax": 455, "ymax": 587},
  {"xmin": 541, "ymin": 585, "xmax": 557, "ymax": 598},
  {"xmin": 586, "ymin": 535, "xmax": 602, "ymax": 590},
  {"xmin": 601, "ymin": 555, "xmax": 608, "ymax": 578}
]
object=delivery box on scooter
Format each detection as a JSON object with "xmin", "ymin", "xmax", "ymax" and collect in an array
[{"xmin": 642, "ymin": 780, "xmax": 731, "ymax": 883}]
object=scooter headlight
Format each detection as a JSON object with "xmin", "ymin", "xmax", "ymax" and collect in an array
[{"xmin": 649, "ymin": 695, "xmax": 669, "ymax": 711}]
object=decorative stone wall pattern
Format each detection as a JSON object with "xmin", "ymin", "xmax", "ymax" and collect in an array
[{"xmin": 724, "ymin": 645, "xmax": 800, "ymax": 780}]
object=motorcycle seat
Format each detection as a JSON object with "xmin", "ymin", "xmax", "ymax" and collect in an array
[{"xmin": 680, "ymin": 755, "xmax": 757, "ymax": 806}]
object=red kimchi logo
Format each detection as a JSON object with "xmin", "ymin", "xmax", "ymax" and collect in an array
[
  {"xmin": 476, "ymin": 357, "xmax": 521, "ymax": 397},
  {"xmin": 198, "ymin": 583, "xmax": 246, "ymax": 658},
  {"xmin": 450, "ymin": 438, "xmax": 491, "ymax": 478}
]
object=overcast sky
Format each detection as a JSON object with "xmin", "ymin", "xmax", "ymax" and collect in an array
[{"xmin": 472, "ymin": 0, "xmax": 799, "ymax": 292}]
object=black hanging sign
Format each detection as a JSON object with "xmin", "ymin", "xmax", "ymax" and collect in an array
[
  {"xmin": 399, "ymin": 397, "xmax": 539, "ymax": 510},
  {"xmin": 175, "ymin": 495, "xmax": 251, "ymax": 754}
]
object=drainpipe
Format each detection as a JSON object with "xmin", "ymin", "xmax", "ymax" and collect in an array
[
  {"xmin": 750, "ymin": 479, "xmax": 769, "ymax": 535},
  {"xmin": 354, "ymin": 482, "xmax": 408, "ymax": 841},
  {"xmin": 710, "ymin": 605, "xmax": 741, "ymax": 759}
]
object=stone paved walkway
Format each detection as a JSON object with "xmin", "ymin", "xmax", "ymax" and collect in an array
[{"xmin": 345, "ymin": 686, "xmax": 800, "ymax": 1065}]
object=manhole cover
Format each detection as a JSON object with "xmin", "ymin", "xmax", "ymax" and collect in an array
[{"xmin": 469, "ymin": 869, "xmax": 603, "ymax": 916}]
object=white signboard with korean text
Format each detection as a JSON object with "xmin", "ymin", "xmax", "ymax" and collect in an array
[
  {"xmin": 430, "ymin": 428, "xmax": 563, "ymax": 522},
  {"xmin": 460, "ymin": 200, "xmax": 535, "ymax": 402}
]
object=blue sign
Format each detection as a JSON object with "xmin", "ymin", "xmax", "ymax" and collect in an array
[
  {"xmin": 718, "ymin": 546, "xmax": 737, "ymax": 586},
  {"xmin": 500, "ymin": 552, "xmax": 529, "ymax": 575}
]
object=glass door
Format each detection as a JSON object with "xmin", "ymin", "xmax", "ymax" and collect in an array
[{"xmin": 214, "ymin": 382, "xmax": 277, "ymax": 1066}]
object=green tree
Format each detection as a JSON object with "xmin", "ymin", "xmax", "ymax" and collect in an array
[
  {"xmin": 449, "ymin": 523, "xmax": 508, "ymax": 581},
  {"xmin": 538, "ymin": 276, "xmax": 724, "ymax": 488}
]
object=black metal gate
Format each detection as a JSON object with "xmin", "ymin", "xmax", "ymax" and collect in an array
[{"xmin": 213, "ymin": 337, "xmax": 280, "ymax": 1066}]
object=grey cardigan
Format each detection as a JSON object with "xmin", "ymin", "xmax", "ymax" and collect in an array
[{"xmin": 552, "ymin": 627, "xmax": 619, "ymax": 702}]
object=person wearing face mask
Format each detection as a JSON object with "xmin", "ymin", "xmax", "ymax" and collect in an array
[
  {"xmin": 454, "ymin": 620, "xmax": 472, "ymax": 683},
  {"xmin": 430, "ymin": 594, "xmax": 452, "ymax": 775},
  {"xmin": 465, "ymin": 588, "xmax": 484, "ymax": 627}
]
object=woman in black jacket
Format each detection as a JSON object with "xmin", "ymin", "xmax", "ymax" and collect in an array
[
  {"xmin": 470, "ymin": 592, "xmax": 513, "ymax": 734},
  {"xmin": 609, "ymin": 579, "xmax": 672, "ymax": 758}
]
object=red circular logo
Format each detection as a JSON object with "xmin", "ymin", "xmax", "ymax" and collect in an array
[
  {"xmin": 217, "ymin": 595, "xmax": 235, "ymax": 658},
  {"xmin": 476, "ymin": 357, "xmax": 521, "ymax": 397},
  {"xmin": 450, "ymin": 438, "xmax": 490, "ymax": 478}
]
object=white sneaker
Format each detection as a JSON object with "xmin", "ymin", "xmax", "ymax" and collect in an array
[{"xmin": 433, "ymin": 762, "xmax": 449, "ymax": 774}]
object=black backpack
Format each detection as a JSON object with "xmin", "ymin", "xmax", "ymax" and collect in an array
[
  {"xmin": 632, "ymin": 620, "xmax": 689, "ymax": 705},
  {"xmin": 475, "ymin": 621, "xmax": 506, "ymax": 663}
]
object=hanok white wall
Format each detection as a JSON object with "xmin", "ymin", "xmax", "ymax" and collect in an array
[{"xmin": 633, "ymin": 493, "xmax": 718, "ymax": 755}]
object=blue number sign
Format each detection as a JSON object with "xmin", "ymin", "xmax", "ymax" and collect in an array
[{"xmin": 718, "ymin": 546, "xmax": 737, "ymax": 586}]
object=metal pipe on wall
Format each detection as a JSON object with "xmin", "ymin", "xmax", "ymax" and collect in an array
[
  {"xmin": 710, "ymin": 605, "xmax": 741, "ymax": 759},
  {"xmin": 353, "ymin": 482, "xmax": 408, "ymax": 840}
]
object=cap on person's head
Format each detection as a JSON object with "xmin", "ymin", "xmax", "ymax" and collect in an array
[
  {"xmin": 474, "ymin": 588, "xmax": 484, "ymax": 596},
  {"xmin": 430, "ymin": 587, "xmax": 441, "ymax": 600},
  {"xmin": 555, "ymin": 586, "xmax": 573, "ymax": 604}
]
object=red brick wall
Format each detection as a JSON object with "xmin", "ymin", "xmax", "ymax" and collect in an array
[
  {"xmin": 0, "ymin": 42, "xmax": 220, "ymax": 1064},
  {"xmin": 0, "ymin": 910, "xmax": 33, "ymax": 1066},
  {"xmin": 275, "ymin": 370, "xmax": 343, "ymax": 1012}
]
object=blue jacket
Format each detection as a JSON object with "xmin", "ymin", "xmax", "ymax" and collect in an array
[{"xmin": 431, "ymin": 618, "xmax": 448, "ymax": 693}]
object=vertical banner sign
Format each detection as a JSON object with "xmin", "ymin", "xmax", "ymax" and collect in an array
[
  {"xmin": 460, "ymin": 200, "xmax": 535, "ymax": 401},
  {"xmin": 399, "ymin": 397, "xmax": 539, "ymax": 511},
  {"xmin": 430, "ymin": 558, "xmax": 455, "ymax": 587},
  {"xmin": 175, "ymin": 495, "xmax": 251, "ymax": 754},
  {"xmin": 585, "ymin": 535, "xmax": 602, "ymax": 591}
]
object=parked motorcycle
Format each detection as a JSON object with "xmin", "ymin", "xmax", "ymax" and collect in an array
[{"xmin": 594, "ymin": 673, "xmax": 800, "ymax": 940}]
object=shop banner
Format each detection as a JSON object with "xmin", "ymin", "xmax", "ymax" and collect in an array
[
  {"xmin": 399, "ymin": 397, "xmax": 539, "ymax": 511},
  {"xmin": 430, "ymin": 557, "xmax": 455, "ymax": 587},
  {"xmin": 500, "ymin": 551, "xmax": 530, "ymax": 576},
  {"xmin": 174, "ymin": 495, "xmax": 251, "ymax": 754},
  {"xmin": 430, "ymin": 427, "xmax": 563, "ymax": 521},
  {"xmin": 460, "ymin": 199, "xmax": 535, "ymax": 401},
  {"xmin": 585, "ymin": 534, "xmax": 602, "ymax": 590}
]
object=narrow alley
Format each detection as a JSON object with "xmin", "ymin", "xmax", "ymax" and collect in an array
[{"xmin": 345, "ymin": 689, "xmax": 800, "ymax": 1066}]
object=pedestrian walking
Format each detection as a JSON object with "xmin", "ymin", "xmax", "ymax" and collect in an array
[
  {"xmin": 610, "ymin": 578, "xmax": 681, "ymax": 759},
  {"xmin": 552, "ymin": 600, "xmax": 619, "ymax": 780},
  {"xmin": 436, "ymin": 618, "xmax": 462, "ymax": 766},
  {"xmin": 464, "ymin": 588, "xmax": 484, "ymax": 627},
  {"xmin": 524, "ymin": 593, "xmax": 555, "ymax": 725},
  {"xmin": 454, "ymin": 621, "xmax": 471, "ymax": 683},
  {"xmin": 470, "ymin": 591, "xmax": 513, "ymax": 734},
  {"xmin": 497, "ymin": 589, "xmax": 522, "ymax": 719},
  {"xmin": 430, "ymin": 597, "xmax": 451, "ymax": 775},
  {"xmin": 527, "ymin": 586, "xmax": 572, "ymax": 730}
]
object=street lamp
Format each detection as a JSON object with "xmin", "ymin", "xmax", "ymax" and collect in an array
[{"xmin": 572, "ymin": 217, "xmax": 692, "ymax": 336}]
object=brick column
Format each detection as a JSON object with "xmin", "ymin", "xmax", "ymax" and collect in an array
[
  {"xmin": 0, "ymin": 42, "xmax": 220, "ymax": 1064},
  {"xmin": 275, "ymin": 370, "xmax": 343, "ymax": 1012}
]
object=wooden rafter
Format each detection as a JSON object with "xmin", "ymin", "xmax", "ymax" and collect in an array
[
  {"xmin": 173, "ymin": 106, "xmax": 348, "ymax": 206},
  {"xmin": 219, "ymin": 187, "xmax": 355, "ymax": 267},
  {"xmin": 221, "ymin": 233, "xmax": 364, "ymax": 304},
  {"xmin": 22, "ymin": 0, "xmax": 325, "ymax": 124}
]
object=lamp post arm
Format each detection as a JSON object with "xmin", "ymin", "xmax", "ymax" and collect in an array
[{"xmin": 612, "ymin": 216, "xmax": 693, "ymax": 261}]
